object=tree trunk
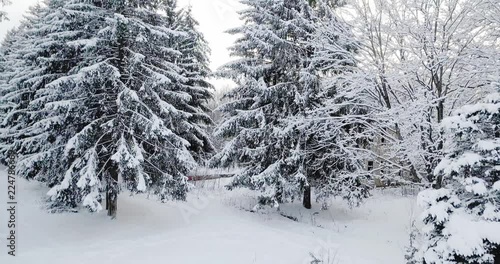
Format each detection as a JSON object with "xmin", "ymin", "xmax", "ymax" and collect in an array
[
  {"xmin": 274, "ymin": 183, "xmax": 284, "ymax": 204},
  {"xmin": 432, "ymin": 175, "xmax": 443, "ymax": 189},
  {"xmin": 437, "ymin": 100, "xmax": 444, "ymax": 123},
  {"xmin": 107, "ymin": 187, "xmax": 117, "ymax": 219},
  {"xmin": 303, "ymin": 185, "xmax": 311, "ymax": 209},
  {"xmin": 107, "ymin": 162, "xmax": 119, "ymax": 219},
  {"xmin": 105, "ymin": 191, "xmax": 109, "ymax": 210}
]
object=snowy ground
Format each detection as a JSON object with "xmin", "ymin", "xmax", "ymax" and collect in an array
[{"xmin": 0, "ymin": 167, "xmax": 418, "ymax": 264}]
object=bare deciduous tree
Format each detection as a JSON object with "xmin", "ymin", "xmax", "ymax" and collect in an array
[{"xmin": 345, "ymin": 0, "xmax": 500, "ymax": 184}]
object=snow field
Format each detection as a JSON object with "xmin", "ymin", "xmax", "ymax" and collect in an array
[{"xmin": 0, "ymin": 168, "xmax": 418, "ymax": 264}]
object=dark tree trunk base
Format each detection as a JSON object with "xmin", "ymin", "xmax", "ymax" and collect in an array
[
  {"xmin": 107, "ymin": 162, "xmax": 119, "ymax": 219},
  {"xmin": 303, "ymin": 185, "xmax": 311, "ymax": 209},
  {"xmin": 105, "ymin": 191, "xmax": 109, "ymax": 210},
  {"xmin": 107, "ymin": 193, "xmax": 117, "ymax": 219}
]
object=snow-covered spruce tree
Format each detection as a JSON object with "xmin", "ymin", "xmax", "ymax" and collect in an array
[
  {"xmin": 0, "ymin": 29, "xmax": 21, "ymax": 128},
  {"xmin": 211, "ymin": 0, "xmax": 318, "ymax": 208},
  {"xmin": 2, "ymin": 0, "xmax": 210, "ymax": 217},
  {"xmin": 0, "ymin": 27, "xmax": 27, "ymax": 162},
  {"xmin": 408, "ymin": 91, "xmax": 500, "ymax": 263},
  {"xmin": 0, "ymin": 1, "xmax": 72, "ymax": 164},
  {"xmin": 0, "ymin": 0, "xmax": 116, "ymax": 209},
  {"xmin": 46, "ymin": 0, "xmax": 197, "ymax": 217},
  {"xmin": 174, "ymin": 5, "xmax": 215, "ymax": 163},
  {"xmin": 302, "ymin": 0, "xmax": 372, "ymax": 208},
  {"xmin": 212, "ymin": 0, "xmax": 369, "ymax": 209}
]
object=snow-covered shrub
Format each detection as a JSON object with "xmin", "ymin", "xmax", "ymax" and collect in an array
[{"xmin": 409, "ymin": 92, "xmax": 500, "ymax": 263}]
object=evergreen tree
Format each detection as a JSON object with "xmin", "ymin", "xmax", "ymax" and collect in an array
[
  {"xmin": 408, "ymin": 90, "xmax": 500, "ymax": 263},
  {"xmin": 302, "ymin": 1, "xmax": 372, "ymax": 208},
  {"xmin": 0, "ymin": 27, "xmax": 27, "ymax": 162},
  {"xmin": 0, "ymin": 0, "xmax": 213, "ymax": 217},
  {"xmin": 43, "ymin": 0, "xmax": 195, "ymax": 217},
  {"xmin": 175, "ymin": 5, "xmax": 215, "ymax": 163},
  {"xmin": 0, "ymin": 1, "xmax": 70, "ymax": 165},
  {"xmin": 0, "ymin": 29, "xmax": 21, "ymax": 129},
  {"xmin": 1, "ymin": 0, "xmax": 116, "ymax": 211},
  {"xmin": 211, "ymin": 0, "xmax": 318, "ymax": 208},
  {"xmin": 212, "ymin": 0, "xmax": 368, "ymax": 208}
]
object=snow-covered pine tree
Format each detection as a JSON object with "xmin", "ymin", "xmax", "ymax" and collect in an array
[
  {"xmin": 0, "ymin": 27, "xmax": 28, "ymax": 162},
  {"xmin": 0, "ymin": 1, "xmax": 70, "ymax": 165},
  {"xmin": 0, "ymin": 29, "xmax": 21, "ymax": 130},
  {"xmin": 212, "ymin": 0, "xmax": 369, "ymax": 209},
  {"xmin": 175, "ymin": 5, "xmax": 215, "ymax": 163},
  {"xmin": 211, "ymin": 0, "xmax": 319, "ymax": 208},
  {"xmin": 1, "ymin": 0, "xmax": 211, "ymax": 217},
  {"xmin": 408, "ymin": 90, "xmax": 500, "ymax": 263},
  {"xmin": 0, "ymin": 0, "xmax": 116, "ymax": 210},
  {"xmin": 302, "ymin": 0, "xmax": 372, "ymax": 208},
  {"xmin": 38, "ymin": 0, "xmax": 199, "ymax": 217}
]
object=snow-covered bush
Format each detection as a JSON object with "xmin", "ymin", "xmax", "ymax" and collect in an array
[{"xmin": 408, "ymin": 92, "xmax": 500, "ymax": 263}]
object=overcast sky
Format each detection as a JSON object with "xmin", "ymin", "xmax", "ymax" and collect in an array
[{"xmin": 0, "ymin": 0, "xmax": 243, "ymax": 87}]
